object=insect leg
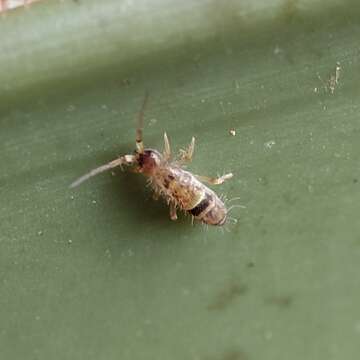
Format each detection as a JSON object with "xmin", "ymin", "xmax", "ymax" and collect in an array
[
  {"xmin": 163, "ymin": 132, "xmax": 171, "ymax": 160},
  {"xmin": 70, "ymin": 154, "xmax": 136, "ymax": 188},
  {"xmin": 135, "ymin": 92, "xmax": 149, "ymax": 154},
  {"xmin": 169, "ymin": 202, "xmax": 178, "ymax": 220},
  {"xmin": 179, "ymin": 137, "xmax": 195, "ymax": 163},
  {"xmin": 152, "ymin": 188, "xmax": 160, "ymax": 201},
  {"xmin": 195, "ymin": 173, "xmax": 233, "ymax": 185}
]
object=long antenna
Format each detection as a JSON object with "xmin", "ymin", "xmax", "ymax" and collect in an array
[
  {"xmin": 135, "ymin": 91, "xmax": 149, "ymax": 153},
  {"xmin": 69, "ymin": 157, "xmax": 127, "ymax": 188}
]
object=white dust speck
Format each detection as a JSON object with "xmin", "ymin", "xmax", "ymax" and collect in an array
[
  {"xmin": 67, "ymin": 104, "xmax": 76, "ymax": 112},
  {"xmin": 149, "ymin": 118, "xmax": 157, "ymax": 126},
  {"xmin": 264, "ymin": 140, "xmax": 276, "ymax": 149},
  {"xmin": 274, "ymin": 45, "xmax": 283, "ymax": 55}
]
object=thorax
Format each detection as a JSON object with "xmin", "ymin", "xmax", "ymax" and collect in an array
[{"xmin": 150, "ymin": 164, "xmax": 206, "ymax": 210}]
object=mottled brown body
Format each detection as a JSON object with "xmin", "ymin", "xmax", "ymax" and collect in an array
[
  {"xmin": 140, "ymin": 153, "xmax": 228, "ymax": 225},
  {"xmin": 70, "ymin": 95, "xmax": 233, "ymax": 226}
]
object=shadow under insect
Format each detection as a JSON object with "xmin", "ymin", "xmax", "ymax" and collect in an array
[
  {"xmin": 104, "ymin": 167, "xmax": 180, "ymax": 228},
  {"xmin": 68, "ymin": 145, "xmax": 184, "ymax": 228}
]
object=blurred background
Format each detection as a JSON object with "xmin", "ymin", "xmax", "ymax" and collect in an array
[
  {"xmin": 1, "ymin": 1, "xmax": 360, "ymax": 359},
  {"xmin": 0, "ymin": 0, "xmax": 39, "ymax": 12}
]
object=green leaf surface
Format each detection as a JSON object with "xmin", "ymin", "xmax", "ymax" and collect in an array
[{"xmin": 1, "ymin": 0, "xmax": 360, "ymax": 359}]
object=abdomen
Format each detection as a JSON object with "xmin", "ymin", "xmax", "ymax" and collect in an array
[{"xmin": 151, "ymin": 166, "xmax": 227, "ymax": 226}]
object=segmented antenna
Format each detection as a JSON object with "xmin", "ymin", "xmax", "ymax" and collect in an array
[
  {"xmin": 69, "ymin": 157, "xmax": 126, "ymax": 188},
  {"xmin": 135, "ymin": 92, "xmax": 149, "ymax": 154}
]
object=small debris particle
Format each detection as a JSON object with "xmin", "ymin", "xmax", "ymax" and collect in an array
[
  {"xmin": 264, "ymin": 140, "xmax": 276, "ymax": 149},
  {"xmin": 67, "ymin": 104, "xmax": 76, "ymax": 112},
  {"xmin": 92, "ymin": 200, "xmax": 97, "ymax": 204},
  {"xmin": 149, "ymin": 118, "xmax": 157, "ymax": 126},
  {"xmin": 229, "ymin": 128, "xmax": 236, "ymax": 136},
  {"xmin": 328, "ymin": 62, "xmax": 341, "ymax": 94},
  {"xmin": 68, "ymin": 239, "xmax": 72, "ymax": 244},
  {"xmin": 257, "ymin": 176, "xmax": 269, "ymax": 186},
  {"xmin": 316, "ymin": 62, "xmax": 342, "ymax": 94},
  {"xmin": 273, "ymin": 45, "xmax": 283, "ymax": 55},
  {"xmin": 70, "ymin": 195, "xmax": 75, "ymax": 200},
  {"xmin": 335, "ymin": 62, "xmax": 341, "ymax": 81},
  {"xmin": 37, "ymin": 231, "xmax": 43, "ymax": 236},
  {"xmin": 208, "ymin": 282, "xmax": 248, "ymax": 311}
]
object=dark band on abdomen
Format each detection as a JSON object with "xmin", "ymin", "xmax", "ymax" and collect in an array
[{"xmin": 189, "ymin": 193, "xmax": 211, "ymax": 216}]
